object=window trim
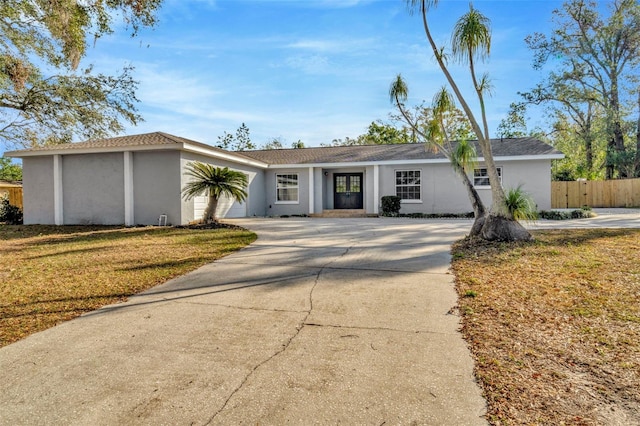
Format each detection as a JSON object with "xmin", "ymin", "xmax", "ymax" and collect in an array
[
  {"xmin": 395, "ymin": 169, "xmax": 422, "ymax": 203},
  {"xmin": 473, "ymin": 166, "xmax": 502, "ymax": 188},
  {"xmin": 275, "ymin": 173, "xmax": 300, "ymax": 204}
]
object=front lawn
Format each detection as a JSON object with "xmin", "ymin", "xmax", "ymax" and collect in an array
[
  {"xmin": 0, "ymin": 225, "xmax": 256, "ymax": 348},
  {"xmin": 452, "ymin": 229, "xmax": 640, "ymax": 425}
]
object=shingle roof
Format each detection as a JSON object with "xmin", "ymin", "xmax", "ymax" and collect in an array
[
  {"xmin": 7, "ymin": 132, "xmax": 220, "ymax": 153},
  {"xmin": 7, "ymin": 134, "xmax": 562, "ymax": 165},
  {"xmin": 5, "ymin": 131, "xmax": 264, "ymax": 164},
  {"xmin": 240, "ymin": 137, "xmax": 562, "ymax": 164}
]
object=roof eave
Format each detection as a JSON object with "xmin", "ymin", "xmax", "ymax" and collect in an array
[
  {"xmin": 5, "ymin": 143, "xmax": 270, "ymax": 168},
  {"xmin": 182, "ymin": 143, "xmax": 268, "ymax": 168},
  {"xmin": 4, "ymin": 144, "xmax": 180, "ymax": 157},
  {"xmin": 263, "ymin": 153, "xmax": 564, "ymax": 168}
]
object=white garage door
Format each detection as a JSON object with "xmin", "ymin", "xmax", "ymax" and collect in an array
[{"xmin": 194, "ymin": 195, "xmax": 247, "ymax": 220}]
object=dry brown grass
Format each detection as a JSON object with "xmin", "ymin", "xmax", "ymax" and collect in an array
[
  {"xmin": 0, "ymin": 225, "xmax": 256, "ymax": 348},
  {"xmin": 452, "ymin": 229, "xmax": 640, "ymax": 425}
]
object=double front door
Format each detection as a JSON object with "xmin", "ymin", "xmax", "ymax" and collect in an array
[{"xmin": 333, "ymin": 173, "xmax": 363, "ymax": 209}]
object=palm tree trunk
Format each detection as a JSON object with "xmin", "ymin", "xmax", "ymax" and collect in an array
[
  {"xmin": 203, "ymin": 196, "xmax": 219, "ymax": 223},
  {"xmin": 457, "ymin": 164, "xmax": 487, "ymax": 236},
  {"xmin": 418, "ymin": 4, "xmax": 511, "ymax": 220},
  {"xmin": 393, "ymin": 93, "xmax": 487, "ymax": 235}
]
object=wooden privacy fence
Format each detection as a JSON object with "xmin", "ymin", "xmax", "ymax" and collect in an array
[
  {"xmin": 0, "ymin": 185, "xmax": 23, "ymax": 209},
  {"xmin": 551, "ymin": 178, "xmax": 640, "ymax": 208}
]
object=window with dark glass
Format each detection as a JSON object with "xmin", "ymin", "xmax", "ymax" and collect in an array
[{"xmin": 473, "ymin": 167, "xmax": 502, "ymax": 187}]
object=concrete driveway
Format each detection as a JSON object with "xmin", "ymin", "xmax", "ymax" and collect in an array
[{"xmin": 0, "ymin": 218, "xmax": 487, "ymax": 425}]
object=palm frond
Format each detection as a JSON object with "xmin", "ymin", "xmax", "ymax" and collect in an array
[
  {"xmin": 182, "ymin": 162, "xmax": 248, "ymax": 202},
  {"xmin": 389, "ymin": 74, "xmax": 409, "ymax": 104},
  {"xmin": 451, "ymin": 4, "xmax": 491, "ymax": 63},
  {"xmin": 505, "ymin": 185, "xmax": 538, "ymax": 222},
  {"xmin": 451, "ymin": 139, "xmax": 478, "ymax": 173}
]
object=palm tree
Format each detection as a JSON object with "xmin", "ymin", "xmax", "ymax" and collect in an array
[
  {"xmin": 404, "ymin": 0, "xmax": 531, "ymax": 241},
  {"xmin": 181, "ymin": 162, "xmax": 248, "ymax": 223},
  {"xmin": 390, "ymin": 76, "xmax": 487, "ymax": 236}
]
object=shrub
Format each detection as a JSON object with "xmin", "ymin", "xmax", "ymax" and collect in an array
[
  {"xmin": 0, "ymin": 196, "xmax": 23, "ymax": 224},
  {"xmin": 381, "ymin": 195, "xmax": 401, "ymax": 216},
  {"xmin": 538, "ymin": 208, "xmax": 595, "ymax": 220},
  {"xmin": 505, "ymin": 185, "xmax": 538, "ymax": 221}
]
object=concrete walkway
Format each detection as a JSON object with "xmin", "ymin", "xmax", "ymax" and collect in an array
[{"xmin": 0, "ymin": 218, "xmax": 487, "ymax": 425}]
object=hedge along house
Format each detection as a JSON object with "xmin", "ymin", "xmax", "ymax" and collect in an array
[{"xmin": 6, "ymin": 132, "xmax": 563, "ymax": 225}]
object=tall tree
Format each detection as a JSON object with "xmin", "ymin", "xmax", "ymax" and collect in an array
[
  {"xmin": 550, "ymin": 110, "xmax": 606, "ymax": 180},
  {"xmin": 181, "ymin": 163, "xmax": 248, "ymax": 223},
  {"xmin": 496, "ymin": 103, "xmax": 528, "ymax": 139},
  {"xmin": 525, "ymin": 0, "xmax": 640, "ymax": 179},
  {"xmin": 262, "ymin": 137, "xmax": 284, "ymax": 150},
  {"xmin": 636, "ymin": 90, "xmax": 640, "ymax": 176},
  {"xmin": 0, "ymin": 157, "xmax": 21, "ymax": 181},
  {"xmin": 360, "ymin": 121, "xmax": 414, "ymax": 145},
  {"xmin": 0, "ymin": 0, "xmax": 163, "ymax": 148},
  {"xmin": 390, "ymin": 77, "xmax": 487, "ymax": 236},
  {"xmin": 405, "ymin": 0, "xmax": 531, "ymax": 241},
  {"xmin": 217, "ymin": 123, "xmax": 255, "ymax": 151}
]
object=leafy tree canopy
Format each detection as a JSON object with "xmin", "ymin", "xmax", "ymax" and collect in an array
[
  {"xmin": 217, "ymin": 123, "xmax": 255, "ymax": 151},
  {"xmin": 261, "ymin": 137, "xmax": 284, "ymax": 150},
  {"xmin": 0, "ymin": 0, "xmax": 163, "ymax": 149},
  {"xmin": 181, "ymin": 163, "xmax": 248, "ymax": 223},
  {"xmin": 261, "ymin": 137, "xmax": 305, "ymax": 150},
  {"xmin": 524, "ymin": 0, "xmax": 640, "ymax": 178},
  {"xmin": 0, "ymin": 157, "xmax": 21, "ymax": 181},
  {"xmin": 321, "ymin": 121, "xmax": 416, "ymax": 147}
]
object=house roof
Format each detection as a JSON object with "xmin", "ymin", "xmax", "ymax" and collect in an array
[
  {"xmin": 6, "ymin": 133, "xmax": 562, "ymax": 166},
  {"xmin": 6, "ymin": 132, "xmax": 222, "ymax": 153},
  {"xmin": 240, "ymin": 137, "xmax": 563, "ymax": 165},
  {"xmin": 4, "ymin": 132, "xmax": 267, "ymax": 167}
]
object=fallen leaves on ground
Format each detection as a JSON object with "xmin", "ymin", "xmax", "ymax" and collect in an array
[{"xmin": 452, "ymin": 229, "xmax": 640, "ymax": 426}]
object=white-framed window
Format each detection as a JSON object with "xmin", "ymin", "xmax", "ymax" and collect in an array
[
  {"xmin": 474, "ymin": 167, "xmax": 502, "ymax": 187},
  {"xmin": 276, "ymin": 173, "xmax": 299, "ymax": 203},
  {"xmin": 395, "ymin": 170, "xmax": 421, "ymax": 201}
]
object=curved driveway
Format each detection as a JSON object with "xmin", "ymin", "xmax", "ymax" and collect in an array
[
  {"xmin": 0, "ymin": 218, "xmax": 487, "ymax": 425},
  {"xmin": 2, "ymin": 211, "xmax": 637, "ymax": 425}
]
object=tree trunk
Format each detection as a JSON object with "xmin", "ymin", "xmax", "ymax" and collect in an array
[
  {"xmin": 606, "ymin": 138, "xmax": 615, "ymax": 180},
  {"xmin": 636, "ymin": 90, "xmax": 640, "ymax": 177},
  {"xmin": 481, "ymin": 214, "xmax": 533, "ymax": 241},
  {"xmin": 203, "ymin": 195, "xmax": 219, "ymax": 223},
  {"xmin": 610, "ymin": 76, "xmax": 626, "ymax": 178},
  {"xmin": 418, "ymin": 3, "xmax": 530, "ymax": 242},
  {"xmin": 457, "ymin": 165, "xmax": 487, "ymax": 237},
  {"xmin": 584, "ymin": 107, "xmax": 593, "ymax": 175}
]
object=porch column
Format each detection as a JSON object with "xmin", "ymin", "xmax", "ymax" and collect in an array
[
  {"xmin": 373, "ymin": 164, "xmax": 379, "ymax": 215},
  {"xmin": 123, "ymin": 151, "xmax": 134, "ymax": 226},
  {"xmin": 308, "ymin": 167, "xmax": 314, "ymax": 214},
  {"xmin": 53, "ymin": 154, "xmax": 63, "ymax": 225}
]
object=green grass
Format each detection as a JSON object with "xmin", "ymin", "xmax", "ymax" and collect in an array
[{"xmin": 0, "ymin": 225, "xmax": 256, "ymax": 348}]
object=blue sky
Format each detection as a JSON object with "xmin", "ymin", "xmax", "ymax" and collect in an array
[{"xmin": 81, "ymin": 0, "xmax": 562, "ymax": 148}]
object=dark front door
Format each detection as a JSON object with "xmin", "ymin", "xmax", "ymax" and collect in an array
[{"xmin": 333, "ymin": 173, "xmax": 363, "ymax": 209}]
